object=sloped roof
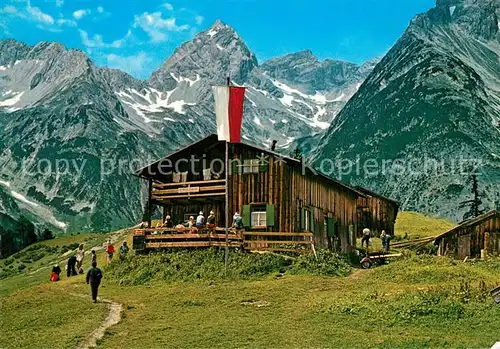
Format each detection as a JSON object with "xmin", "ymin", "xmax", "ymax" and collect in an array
[
  {"xmin": 354, "ymin": 186, "xmax": 399, "ymax": 207},
  {"xmin": 133, "ymin": 134, "xmax": 366, "ymax": 197},
  {"xmin": 434, "ymin": 210, "xmax": 500, "ymax": 241}
]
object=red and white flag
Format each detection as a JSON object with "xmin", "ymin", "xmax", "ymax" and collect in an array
[{"xmin": 212, "ymin": 85, "xmax": 246, "ymax": 143}]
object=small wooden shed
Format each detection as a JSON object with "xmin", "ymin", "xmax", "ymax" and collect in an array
[{"xmin": 434, "ymin": 210, "xmax": 500, "ymax": 259}]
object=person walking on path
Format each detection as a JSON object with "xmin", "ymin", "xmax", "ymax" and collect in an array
[
  {"xmin": 90, "ymin": 249, "xmax": 97, "ymax": 264},
  {"xmin": 86, "ymin": 261, "xmax": 103, "ymax": 303},
  {"xmin": 106, "ymin": 240, "xmax": 115, "ymax": 263}
]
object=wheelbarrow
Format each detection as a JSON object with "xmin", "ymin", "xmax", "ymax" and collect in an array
[{"xmin": 360, "ymin": 253, "xmax": 402, "ymax": 269}]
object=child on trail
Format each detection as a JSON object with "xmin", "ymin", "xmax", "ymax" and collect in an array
[
  {"xmin": 90, "ymin": 250, "xmax": 97, "ymax": 264},
  {"xmin": 76, "ymin": 243, "xmax": 85, "ymax": 271},
  {"xmin": 119, "ymin": 241, "xmax": 129, "ymax": 256},
  {"xmin": 50, "ymin": 264, "xmax": 61, "ymax": 282},
  {"xmin": 86, "ymin": 261, "xmax": 103, "ymax": 303},
  {"xmin": 106, "ymin": 240, "xmax": 115, "ymax": 263}
]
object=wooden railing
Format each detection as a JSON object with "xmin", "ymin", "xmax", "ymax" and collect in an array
[
  {"xmin": 152, "ymin": 179, "xmax": 226, "ymax": 201},
  {"xmin": 133, "ymin": 228, "xmax": 315, "ymax": 255},
  {"xmin": 243, "ymin": 232, "xmax": 316, "ymax": 254}
]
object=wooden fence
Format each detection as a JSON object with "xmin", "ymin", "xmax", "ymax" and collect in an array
[{"xmin": 133, "ymin": 229, "xmax": 315, "ymax": 254}]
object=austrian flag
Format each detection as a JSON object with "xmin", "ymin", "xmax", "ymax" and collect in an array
[{"xmin": 212, "ymin": 85, "xmax": 246, "ymax": 143}]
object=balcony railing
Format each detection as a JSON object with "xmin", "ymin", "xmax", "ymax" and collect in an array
[{"xmin": 152, "ymin": 179, "xmax": 226, "ymax": 201}]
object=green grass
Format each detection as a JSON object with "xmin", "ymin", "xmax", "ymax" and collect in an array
[
  {"xmin": 2, "ymin": 213, "xmax": 500, "ymax": 348},
  {"xmin": 395, "ymin": 211, "xmax": 456, "ymax": 240},
  {"xmin": 0, "ymin": 282, "xmax": 108, "ymax": 349},
  {"xmin": 62, "ymin": 254, "xmax": 500, "ymax": 349}
]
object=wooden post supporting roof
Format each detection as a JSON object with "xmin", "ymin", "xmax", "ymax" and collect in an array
[{"xmin": 147, "ymin": 178, "xmax": 153, "ymax": 228}]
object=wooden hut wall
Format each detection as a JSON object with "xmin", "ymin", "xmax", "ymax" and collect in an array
[
  {"xmin": 227, "ymin": 145, "xmax": 358, "ymax": 249},
  {"xmin": 438, "ymin": 214, "xmax": 500, "ymax": 258},
  {"xmin": 356, "ymin": 195, "xmax": 397, "ymax": 236}
]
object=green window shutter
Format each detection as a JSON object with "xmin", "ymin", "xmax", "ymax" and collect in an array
[
  {"xmin": 231, "ymin": 160, "xmax": 239, "ymax": 175},
  {"xmin": 259, "ymin": 160, "xmax": 269, "ymax": 172},
  {"xmin": 266, "ymin": 204, "xmax": 275, "ymax": 227},
  {"xmin": 327, "ymin": 217, "xmax": 336, "ymax": 237},
  {"xmin": 242, "ymin": 205, "xmax": 251, "ymax": 228},
  {"xmin": 310, "ymin": 213, "xmax": 315, "ymax": 233},
  {"xmin": 300, "ymin": 208, "xmax": 305, "ymax": 230}
]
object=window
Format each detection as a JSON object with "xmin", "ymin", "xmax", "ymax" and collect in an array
[
  {"xmin": 241, "ymin": 159, "xmax": 260, "ymax": 174},
  {"xmin": 242, "ymin": 204, "xmax": 274, "ymax": 228},
  {"xmin": 251, "ymin": 210, "xmax": 267, "ymax": 227}
]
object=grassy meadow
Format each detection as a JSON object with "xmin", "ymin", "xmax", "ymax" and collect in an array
[{"xmin": 1, "ymin": 212, "xmax": 500, "ymax": 349}]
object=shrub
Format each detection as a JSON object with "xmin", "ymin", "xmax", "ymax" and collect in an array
[{"xmin": 289, "ymin": 250, "xmax": 351, "ymax": 277}]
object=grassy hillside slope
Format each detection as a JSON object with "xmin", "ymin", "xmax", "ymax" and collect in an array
[{"xmin": 1, "ymin": 213, "xmax": 499, "ymax": 349}]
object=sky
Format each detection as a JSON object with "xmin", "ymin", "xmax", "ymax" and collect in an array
[{"xmin": 0, "ymin": 0, "xmax": 436, "ymax": 80}]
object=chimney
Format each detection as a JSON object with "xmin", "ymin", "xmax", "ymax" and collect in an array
[{"xmin": 271, "ymin": 140, "xmax": 277, "ymax": 151}]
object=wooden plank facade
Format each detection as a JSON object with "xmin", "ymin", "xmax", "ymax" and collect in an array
[
  {"xmin": 355, "ymin": 186, "xmax": 399, "ymax": 236},
  {"xmin": 435, "ymin": 210, "xmax": 500, "ymax": 259},
  {"xmin": 134, "ymin": 134, "xmax": 398, "ymax": 253}
]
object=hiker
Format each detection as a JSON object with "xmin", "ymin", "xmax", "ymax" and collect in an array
[
  {"xmin": 86, "ymin": 261, "xmax": 103, "ymax": 303},
  {"xmin": 76, "ymin": 243, "xmax": 85, "ymax": 271},
  {"xmin": 207, "ymin": 211, "xmax": 216, "ymax": 229},
  {"xmin": 380, "ymin": 230, "xmax": 392, "ymax": 252},
  {"xmin": 163, "ymin": 215, "xmax": 174, "ymax": 228},
  {"xmin": 361, "ymin": 228, "xmax": 371, "ymax": 248},
  {"xmin": 90, "ymin": 249, "xmax": 97, "ymax": 264},
  {"xmin": 67, "ymin": 254, "xmax": 77, "ymax": 277},
  {"xmin": 232, "ymin": 211, "xmax": 244, "ymax": 231},
  {"xmin": 106, "ymin": 240, "xmax": 115, "ymax": 263},
  {"xmin": 119, "ymin": 241, "xmax": 129, "ymax": 255},
  {"xmin": 196, "ymin": 211, "xmax": 205, "ymax": 228},
  {"xmin": 50, "ymin": 264, "xmax": 61, "ymax": 282}
]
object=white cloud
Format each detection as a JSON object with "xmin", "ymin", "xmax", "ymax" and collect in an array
[
  {"xmin": 0, "ymin": 5, "xmax": 20, "ymax": 16},
  {"xmin": 73, "ymin": 9, "xmax": 90, "ymax": 20},
  {"xmin": 195, "ymin": 15, "xmax": 204, "ymax": 25},
  {"xmin": 97, "ymin": 6, "xmax": 104, "ymax": 13},
  {"xmin": 79, "ymin": 29, "xmax": 132, "ymax": 48},
  {"xmin": 162, "ymin": 3, "xmax": 174, "ymax": 11},
  {"xmin": 133, "ymin": 11, "xmax": 189, "ymax": 43},
  {"xmin": 106, "ymin": 52, "xmax": 152, "ymax": 78},
  {"xmin": 56, "ymin": 0, "xmax": 64, "ymax": 7},
  {"xmin": 27, "ymin": 3, "xmax": 54, "ymax": 25},
  {"xmin": 57, "ymin": 18, "xmax": 76, "ymax": 27}
]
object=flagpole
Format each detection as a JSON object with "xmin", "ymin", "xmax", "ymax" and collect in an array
[{"xmin": 224, "ymin": 77, "xmax": 230, "ymax": 277}]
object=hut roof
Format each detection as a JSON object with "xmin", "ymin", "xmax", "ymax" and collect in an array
[
  {"xmin": 354, "ymin": 186, "xmax": 399, "ymax": 207},
  {"xmin": 133, "ymin": 134, "xmax": 367, "ymax": 197},
  {"xmin": 434, "ymin": 210, "xmax": 500, "ymax": 242}
]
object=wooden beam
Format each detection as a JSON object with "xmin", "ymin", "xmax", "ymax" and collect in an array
[
  {"xmin": 153, "ymin": 185, "xmax": 227, "ymax": 195},
  {"xmin": 145, "ymin": 241, "xmax": 242, "ymax": 248},
  {"xmin": 153, "ymin": 179, "xmax": 226, "ymax": 188},
  {"xmin": 145, "ymin": 233, "xmax": 242, "ymax": 240},
  {"xmin": 152, "ymin": 192, "xmax": 226, "ymax": 200},
  {"xmin": 244, "ymin": 247, "xmax": 313, "ymax": 253},
  {"xmin": 243, "ymin": 232, "xmax": 313, "ymax": 237},
  {"xmin": 245, "ymin": 240, "xmax": 313, "ymax": 245}
]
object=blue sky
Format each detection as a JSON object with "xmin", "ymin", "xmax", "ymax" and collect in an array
[{"xmin": 0, "ymin": 0, "xmax": 435, "ymax": 79}]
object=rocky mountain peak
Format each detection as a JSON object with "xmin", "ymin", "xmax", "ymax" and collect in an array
[{"xmin": 149, "ymin": 20, "xmax": 258, "ymax": 90}]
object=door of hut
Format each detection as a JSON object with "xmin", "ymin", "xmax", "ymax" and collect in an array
[{"xmin": 458, "ymin": 234, "xmax": 471, "ymax": 259}]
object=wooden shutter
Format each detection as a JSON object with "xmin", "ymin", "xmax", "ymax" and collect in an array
[
  {"xmin": 327, "ymin": 217, "xmax": 336, "ymax": 237},
  {"xmin": 300, "ymin": 208, "xmax": 305, "ymax": 230},
  {"xmin": 266, "ymin": 204, "xmax": 275, "ymax": 227},
  {"xmin": 242, "ymin": 205, "xmax": 251, "ymax": 228}
]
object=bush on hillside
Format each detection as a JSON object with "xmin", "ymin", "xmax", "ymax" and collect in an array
[
  {"xmin": 289, "ymin": 250, "xmax": 351, "ymax": 277},
  {"xmin": 105, "ymin": 249, "xmax": 354, "ymax": 286},
  {"xmin": 105, "ymin": 249, "xmax": 292, "ymax": 285}
]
